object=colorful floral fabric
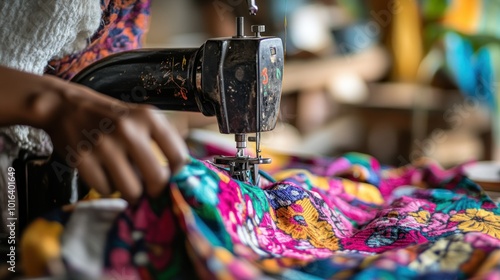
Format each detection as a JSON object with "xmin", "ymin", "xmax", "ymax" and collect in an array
[
  {"xmin": 45, "ymin": 0, "xmax": 151, "ymax": 80},
  {"xmin": 98, "ymin": 151, "xmax": 500, "ymax": 279}
]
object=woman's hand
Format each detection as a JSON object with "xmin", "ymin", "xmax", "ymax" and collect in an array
[{"xmin": 0, "ymin": 66, "xmax": 189, "ymax": 203}]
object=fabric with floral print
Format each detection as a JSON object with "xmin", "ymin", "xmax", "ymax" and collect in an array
[
  {"xmin": 95, "ymin": 150, "xmax": 500, "ymax": 279},
  {"xmin": 19, "ymin": 138, "xmax": 500, "ymax": 279}
]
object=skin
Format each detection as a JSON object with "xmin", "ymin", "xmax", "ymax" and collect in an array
[{"xmin": 0, "ymin": 65, "xmax": 190, "ymax": 204}]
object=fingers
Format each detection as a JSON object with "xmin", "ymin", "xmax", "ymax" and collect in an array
[
  {"xmin": 119, "ymin": 107, "xmax": 187, "ymax": 198},
  {"xmin": 148, "ymin": 110, "xmax": 190, "ymax": 175},
  {"xmin": 98, "ymin": 106, "xmax": 184, "ymax": 200},
  {"xmin": 54, "ymin": 98, "xmax": 189, "ymax": 203},
  {"xmin": 99, "ymin": 139, "xmax": 142, "ymax": 203},
  {"xmin": 78, "ymin": 137, "xmax": 142, "ymax": 203},
  {"xmin": 121, "ymin": 127, "xmax": 170, "ymax": 198},
  {"xmin": 77, "ymin": 154, "xmax": 111, "ymax": 196}
]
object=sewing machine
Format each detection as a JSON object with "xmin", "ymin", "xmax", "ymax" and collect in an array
[
  {"xmin": 12, "ymin": 3, "xmax": 283, "ymax": 236},
  {"xmin": 72, "ymin": 16, "xmax": 283, "ymax": 184}
]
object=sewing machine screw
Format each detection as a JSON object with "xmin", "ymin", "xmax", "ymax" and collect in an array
[
  {"xmin": 235, "ymin": 66, "xmax": 245, "ymax": 81},
  {"xmin": 251, "ymin": 25, "xmax": 265, "ymax": 37}
]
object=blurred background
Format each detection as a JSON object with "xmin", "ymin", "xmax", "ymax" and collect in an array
[{"xmin": 145, "ymin": 0, "xmax": 500, "ymax": 167}]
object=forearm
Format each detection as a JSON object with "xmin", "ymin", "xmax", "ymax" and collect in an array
[{"xmin": 0, "ymin": 65, "xmax": 64, "ymax": 129}]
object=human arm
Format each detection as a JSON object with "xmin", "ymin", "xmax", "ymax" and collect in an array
[{"xmin": 0, "ymin": 65, "xmax": 189, "ymax": 203}]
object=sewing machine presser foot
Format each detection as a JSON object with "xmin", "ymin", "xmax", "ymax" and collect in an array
[{"xmin": 213, "ymin": 133, "xmax": 271, "ymax": 184}]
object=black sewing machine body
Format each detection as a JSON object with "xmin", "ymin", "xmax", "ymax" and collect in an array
[{"xmin": 72, "ymin": 36, "xmax": 284, "ymax": 135}]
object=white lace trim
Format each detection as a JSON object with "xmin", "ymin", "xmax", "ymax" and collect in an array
[
  {"xmin": 0, "ymin": 126, "xmax": 53, "ymax": 156},
  {"xmin": 0, "ymin": 0, "xmax": 101, "ymax": 75}
]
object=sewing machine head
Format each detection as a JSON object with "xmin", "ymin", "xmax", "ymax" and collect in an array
[
  {"xmin": 199, "ymin": 17, "xmax": 284, "ymax": 184},
  {"xmin": 72, "ymin": 15, "xmax": 284, "ymax": 184}
]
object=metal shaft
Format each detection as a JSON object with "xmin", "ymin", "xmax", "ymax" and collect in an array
[
  {"xmin": 235, "ymin": 133, "xmax": 247, "ymax": 157},
  {"xmin": 236, "ymin": 17, "xmax": 245, "ymax": 38}
]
